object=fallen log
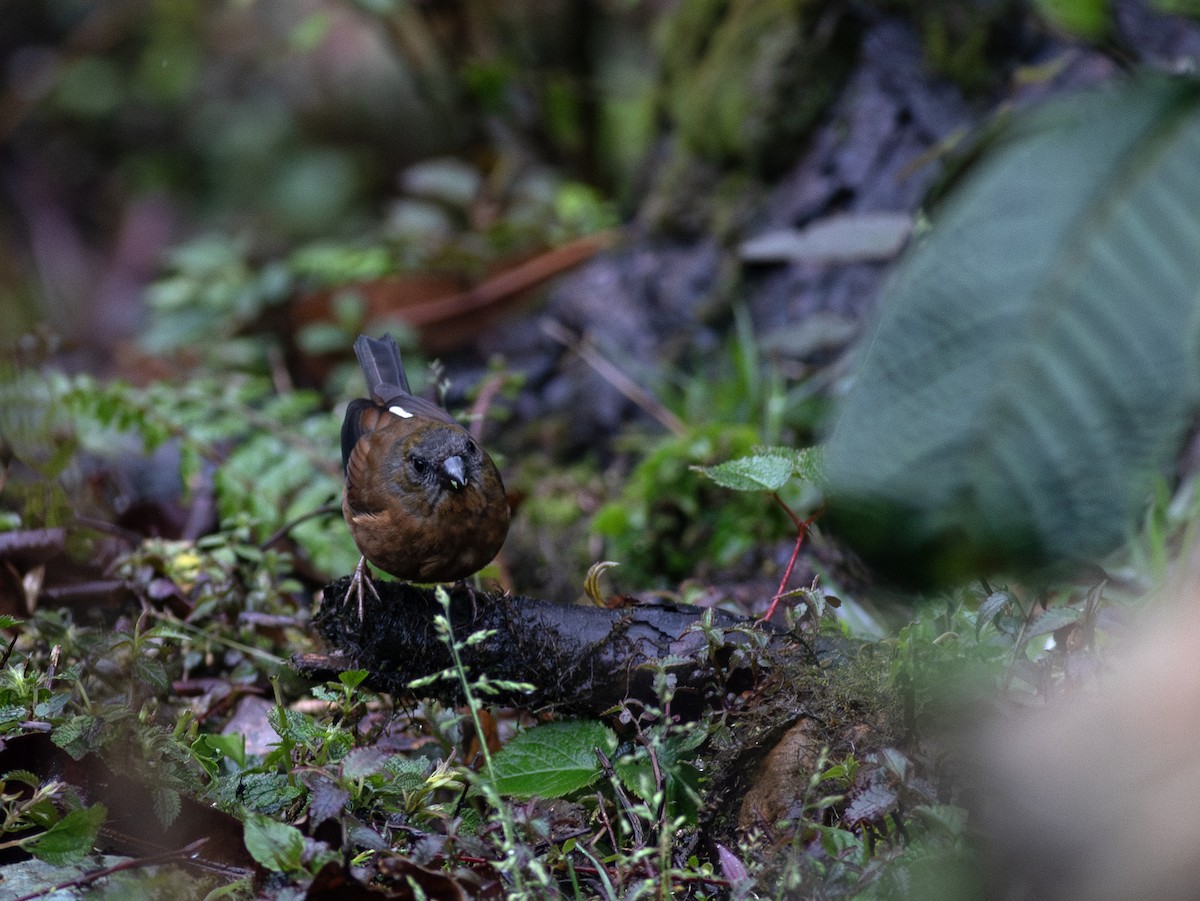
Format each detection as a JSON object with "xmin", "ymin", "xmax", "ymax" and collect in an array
[{"xmin": 292, "ymin": 576, "xmax": 819, "ymax": 718}]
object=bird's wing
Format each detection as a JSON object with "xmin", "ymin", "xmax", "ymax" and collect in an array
[
  {"xmin": 368, "ymin": 385, "xmax": 459, "ymax": 427},
  {"xmin": 341, "ymin": 398, "xmax": 377, "ymax": 474},
  {"xmin": 342, "ymin": 433, "xmax": 383, "ymax": 515}
]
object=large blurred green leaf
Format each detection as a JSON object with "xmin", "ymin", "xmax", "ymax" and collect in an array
[{"xmin": 824, "ymin": 73, "xmax": 1200, "ymax": 584}]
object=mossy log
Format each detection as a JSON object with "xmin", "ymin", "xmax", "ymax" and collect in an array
[
  {"xmin": 293, "ymin": 576, "xmax": 904, "ymax": 849},
  {"xmin": 292, "ymin": 576, "xmax": 833, "ymax": 718}
]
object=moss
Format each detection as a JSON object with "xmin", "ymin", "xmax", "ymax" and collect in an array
[{"xmin": 656, "ymin": 0, "xmax": 858, "ymax": 175}]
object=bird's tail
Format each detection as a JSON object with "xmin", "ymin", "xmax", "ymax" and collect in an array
[{"xmin": 354, "ymin": 333, "xmax": 411, "ymax": 398}]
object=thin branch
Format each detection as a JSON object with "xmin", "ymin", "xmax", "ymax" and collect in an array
[
  {"xmin": 596, "ymin": 748, "xmax": 643, "ymax": 848},
  {"xmin": 11, "ymin": 838, "xmax": 209, "ymax": 901},
  {"xmin": 467, "ymin": 372, "xmax": 505, "ymax": 445},
  {"xmin": 541, "ymin": 319, "xmax": 686, "ymax": 437},
  {"xmin": 260, "ymin": 504, "xmax": 341, "ymax": 550}
]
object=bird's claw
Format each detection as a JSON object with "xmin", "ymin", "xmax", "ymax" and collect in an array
[{"xmin": 347, "ymin": 557, "xmax": 379, "ymax": 621}]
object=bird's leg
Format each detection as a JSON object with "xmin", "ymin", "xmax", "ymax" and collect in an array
[
  {"xmin": 456, "ymin": 579, "xmax": 488, "ymax": 624},
  {"xmin": 347, "ymin": 556, "xmax": 380, "ymax": 621}
]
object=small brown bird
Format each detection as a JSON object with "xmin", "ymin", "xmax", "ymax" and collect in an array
[{"xmin": 341, "ymin": 334, "xmax": 509, "ymax": 615}]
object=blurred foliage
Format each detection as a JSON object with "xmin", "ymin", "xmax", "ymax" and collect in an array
[
  {"xmin": 0, "ymin": 360, "xmax": 356, "ymax": 579},
  {"xmin": 139, "ymin": 159, "xmax": 614, "ymax": 373},
  {"xmin": 5, "ymin": 1, "xmax": 1200, "ymax": 896},
  {"xmin": 1034, "ymin": 0, "xmax": 1200, "ymax": 37},
  {"xmin": 824, "ymin": 73, "xmax": 1200, "ymax": 586},
  {"xmin": 2, "ymin": 0, "xmax": 644, "ymax": 239},
  {"xmin": 593, "ymin": 311, "xmax": 826, "ymax": 586},
  {"xmin": 656, "ymin": 0, "xmax": 856, "ymax": 173},
  {"xmin": 593, "ymin": 423, "xmax": 770, "ymax": 584},
  {"xmin": 6, "ymin": 0, "xmax": 1107, "ymax": 344}
]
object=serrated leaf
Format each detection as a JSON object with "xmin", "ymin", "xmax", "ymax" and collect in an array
[
  {"xmin": 695, "ymin": 454, "xmax": 794, "ymax": 491},
  {"xmin": 825, "ymin": 74, "xmax": 1200, "ymax": 583},
  {"xmin": 25, "ymin": 804, "xmax": 106, "ymax": 866},
  {"xmin": 490, "ymin": 721, "xmax": 617, "ymax": 799},
  {"xmin": 238, "ymin": 772, "xmax": 304, "ymax": 815},
  {"xmin": 781, "ymin": 446, "xmax": 823, "ymax": 484},
  {"xmin": 385, "ymin": 755, "xmax": 434, "ymax": 792},
  {"xmin": 154, "ymin": 787, "xmax": 181, "ymax": 828},
  {"xmin": 132, "ymin": 656, "xmax": 170, "ymax": 694},
  {"xmin": 975, "ymin": 591, "xmax": 1016, "ymax": 638},
  {"xmin": 845, "ymin": 782, "xmax": 898, "ymax": 826},
  {"xmin": 2, "ymin": 769, "xmax": 39, "ymax": 787},
  {"xmin": 268, "ymin": 707, "xmax": 323, "ymax": 746},
  {"xmin": 307, "ymin": 777, "xmax": 351, "ymax": 826},
  {"xmin": 51, "ymin": 715, "xmax": 100, "ymax": 760},
  {"xmin": 243, "ymin": 811, "xmax": 305, "ymax": 873},
  {"xmin": 341, "ymin": 746, "xmax": 390, "ymax": 780},
  {"xmin": 695, "ymin": 445, "xmax": 821, "ymax": 494}
]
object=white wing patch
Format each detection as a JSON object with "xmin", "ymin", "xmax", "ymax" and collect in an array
[{"xmin": 389, "ymin": 405, "xmax": 414, "ymax": 418}]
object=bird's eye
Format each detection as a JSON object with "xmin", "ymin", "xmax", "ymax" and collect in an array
[
  {"xmin": 411, "ymin": 456, "xmax": 429, "ymax": 474},
  {"xmin": 466, "ymin": 439, "xmax": 478, "ymax": 456}
]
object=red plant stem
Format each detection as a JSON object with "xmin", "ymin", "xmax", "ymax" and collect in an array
[{"xmin": 761, "ymin": 497, "xmax": 823, "ymax": 623}]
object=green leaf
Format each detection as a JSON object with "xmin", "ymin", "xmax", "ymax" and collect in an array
[
  {"xmin": 51, "ymin": 715, "xmax": 102, "ymax": 760},
  {"xmin": 25, "ymin": 804, "xmax": 106, "ymax": 866},
  {"xmin": 2, "ymin": 769, "xmax": 40, "ymax": 788},
  {"xmin": 33, "ymin": 692, "xmax": 69, "ymax": 720},
  {"xmin": 385, "ymin": 755, "xmax": 433, "ymax": 792},
  {"xmin": 238, "ymin": 772, "xmax": 304, "ymax": 815},
  {"xmin": 490, "ymin": 721, "xmax": 617, "ymax": 799},
  {"xmin": 132, "ymin": 656, "xmax": 170, "ymax": 694},
  {"xmin": 694, "ymin": 446, "xmax": 821, "ymax": 492},
  {"xmin": 268, "ymin": 706, "xmax": 323, "ymax": 746},
  {"xmin": 613, "ymin": 731, "xmax": 705, "ymax": 824},
  {"xmin": 825, "ymin": 74, "xmax": 1200, "ymax": 583},
  {"xmin": 154, "ymin": 787, "xmax": 182, "ymax": 828},
  {"xmin": 694, "ymin": 454, "xmax": 793, "ymax": 492},
  {"xmin": 1033, "ymin": 0, "xmax": 1109, "ymax": 37},
  {"xmin": 194, "ymin": 732, "xmax": 247, "ymax": 769},
  {"xmin": 243, "ymin": 812, "xmax": 305, "ymax": 873}
]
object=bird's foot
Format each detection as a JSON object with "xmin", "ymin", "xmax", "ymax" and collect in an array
[{"xmin": 347, "ymin": 557, "xmax": 379, "ymax": 621}]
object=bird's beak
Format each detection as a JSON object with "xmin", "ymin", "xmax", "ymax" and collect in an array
[{"xmin": 441, "ymin": 455, "xmax": 466, "ymax": 489}]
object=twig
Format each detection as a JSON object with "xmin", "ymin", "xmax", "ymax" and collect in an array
[
  {"xmin": 541, "ymin": 319, "xmax": 687, "ymax": 438},
  {"xmin": 73, "ymin": 516, "xmax": 143, "ymax": 547},
  {"xmin": 596, "ymin": 748, "xmax": 643, "ymax": 848},
  {"xmin": 637, "ymin": 732, "xmax": 668, "ymax": 827},
  {"xmin": 467, "ymin": 372, "xmax": 505, "ymax": 444},
  {"xmin": 260, "ymin": 504, "xmax": 341, "ymax": 550},
  {"xmin": 592, "ymin": 790, "xmax": 623, "ymax": 862},
  {"xmin": 11, "ymin": 838, "xmax": 210, "ymax": 901}
]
